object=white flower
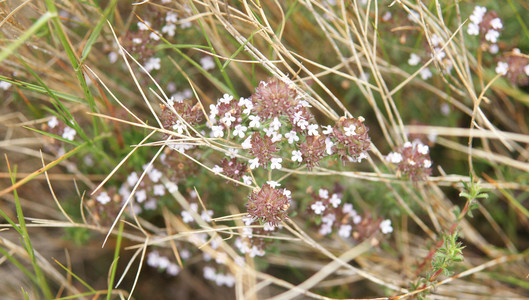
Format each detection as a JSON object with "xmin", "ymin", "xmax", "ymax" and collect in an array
[
  {"xmin": 322, "ymin": 125, "xmax": 333, "ymax": 135},
  {"xmin": 319, "ymin": 223, "xmax": 333, "ymax": 235},
  {"xmin": 524, "ymin": 64, "xmax": 529, "ymax": 76},
  {"xmin": 353, "ymin": 214, "xmax": 362, "ymax": 224},
  {"xmin": 241, "ymin": 136, "xmax": 252, "ymax": 149},
  {"xmin": 267, "ymin": 180, "xmax": 280, "ymax": 188},
  {"xmin": 291, "ymin": 150, "xmax": 302, "ymax": 162},
  {"xmin": 467, "ymin": 22, "xmax": 480, "ymax": 36},
  {"xmin": 181, "ymin": 210, "xmax": 193, "ymax": 223},
  {"xmin": 423, "ymin": 159, "xmax": 432, "ymax": 168},
  {"xmin": 148, "ymin": 168, "xmax": 162, "ymax": 182},
  {"xmin": 162, "ymin": 23, "xmax": 176, "ymax": 37},
  {"xmin": 433, "ymin": 48, "xmax": 446, "ymax": 61},
  {"xmin": 270, "ymin": 158, "xmax": 282, "ymax": 170},
  {"xmin": 201, "ymin": 210, "xmax": 213, "ymax": 222},
  {"xmin": 96, "ymin": 192, "xmax": 111, "ymax": 205},
  {"xmin": 297, "ymin": 119, "xmax": 309, "ymax": 130},
  {"xmin": 166, "ymin": 12, "xmax": 178, "ymax": 23},
  {"xmin": 318, "ymin": 188, "xmax": 329, "ymax": 199},
  {"xmin": 382, "ymin": 11, "xmax": 392, "ymax": 21},
  {"xmin": 127, "ymin": 172, "xmax": 139, "ymax": 186},
  {"xmin": 145, "ymin": 57, "xmax": 161, "ymax": 72},
  {"xmin": 242, "ymin": 175, "xmax": 253, "ymax": 185},
  {"xmin": 165, "ymin": 182, "xmax": 178, "ymax": 193},
  {"xmin": 338, "ymin": 224, "xmax": 352, "ymax": 238},
  {"xmin": 226, "ymin": 148, "xmax": 239, "ymax": 158},
  {"xmin": 144, "ymin": 199, "xmax": 157, "ymax": 210},
  {"xmin": 233, "ymin": 124, "xmax": 247, "ymax": 138},
  {"xmin": 0, "ymin": 80, "xmax": 12, "ymax": 90},
  {"xmin": 386, "ymin": 152, "xmax": 403, "ymax": 164},
  {"xmin": 344, "ymin": 124, "xmax": 357, "ymax": 136},
  {"xmin": 285, "ymin": 131, "xmax": 299, "ymax": 144},
  {"xmin": 212, "ymin": 165, "xmax": 223, "ymax": 175},
  {"xmin": 489, "ymin": 44, "xmax": 499, "ymax": 54},
  {"xmin": 147, "ymin": 251, "xmax": 160, "ymax": 267},
  {"xmin": 132, "ymin": 38, "xmax": 142, "ymax": 44},
  {"xmin": 420, "ymin": 68, "xmax": 433, "ymax": 80},
  {"xmin": 211, "ymin": 125, "xmax": 224, "ymax": 138},
  {"xmin": 407, "ymin": 10, "xmax": 420, "ymax": 23},
  {"xmin": 298, "ymin": 100, "xmax": 311, "ymax": 107},
  {"xmin": 342, "ymin": 203, "xmax": 354, "ymax": 214},
  {"xmin": 485, "ymin": 30, "xmax": 499, "ymax": 43},
  {"xmin": 430, "ymin": 34, "xmax": 442, "ymax": 47},
  {"xmin": 219, "ymin": 93, "xmax": 233, "ymax": 104},
  {"xmin": 470, "ymin": 6, "xmax": 486, "ymax": 24},
  {"xmin": 282, "ymin": 189, "xmax": 291, "ymax": 198},
  {"xmin": 153, "ymin": 184, "xmax": 165, "ymax": 196},
  {"xmin": 311, "ymin": 201, "xmax": 326, "ymax": 214},
  {"xmin": 270, "ymin": 117, "xmax": 282, "ymax": 131},
  {"xmin": 48, "ymin": 116, "xmax": 59, "ymax": 129},
  {"xmin": 495, "ymin": 61, "xmax": 508, "ymax": 75},
  {"xmin": 417, "ymin": 144, "xmax": 429, "ymax": 155},
  {"xmin": 149, "ymin": 32, "xmax": 160, "ymax": 41},
  {"xmin": 62, "ymin": 126, "xmax": 76, "ymax": 141},
  {"xmin": 137, "ymin": 21, "xmax": 150, "ymax": 30},
  {"xmin": 135, "ymin": 189, "xmax": 147, "ymax": 203},
  {"xmin": 307, "ymin": 124, "xmax": 319, "ymax": 136},
  {"xmin": 380, "ymin": 219, "xmax": 393, "ymax": 234},
  {"xmin": 209, "ymin": 104, "xmax": 219, "ymax": 118},
  {"xmin": 200, "ymin": 56, "xmax": 215, "ymax": 70},
  {"xmin": 408, "ymin": 53, "xmax": 421, "ymax": 66},
  {"xmin": 490, "ymin": 17, "xmax": 503, "ymax": 30},
  {"xmin": 167, "ymin": 263, "xmax": 180, "ymax": 276},
  {"xmin": 172, "ymin": 120, "xmax": 186, "ymax": 135},
  {"xmin": 325, "ymin": 138, "xmax": 334, "ymax": 155},
  {"xmin": 271, "ymin": 132, "xmax": 282, "ymax": 143},
  {"xmin": 249, "ymin": 157, "xmax": 259, "ymax": 169},
  {"xmin": 330, "ymin": 193, "xmax": 341, "ymax": 207},
  {"xmin": 203, "ymin": 266, "xmax": 216, "ymax": 281},
  {"xmin": 221, "ymin": 112, "xmax": 235, "ymax": 127},
  {"xmin": 263, "ymin": 222, "xmax": 275, "ymax": 231},
  {"xmin": 248, "ymin": 115, "xmax": 261, "ymax": 128}
]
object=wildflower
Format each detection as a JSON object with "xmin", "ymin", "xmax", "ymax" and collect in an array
[
  {"xmin": 246, "ymin": 184, "xmax": 290, "ymax": 226},
  {"xmin": 467, "ymin": 22, "xmax": 480, "ymax": 36},
  {"xmin": 387, "ymin": 141, "xmax": 432, "ymax": 181},
  {"xmin": 242, "ymin": 175, "xmax": 253, "ymax": 185},
  {"xmin": 162, "ymin": 23, "xmax": 176, "ymax": 37},
  {"xmin": 322, "ymin": 125, "xmax": 333, "ymax": 135},
  {"xmin": 181, "ymin": 210, "xmax": 193, "ymax": 223},
  {"xmin": 285, "ymin": 131, "xmax": 299, "ymax": 144},
  {"xmin": 380, "ymin": 219, "xmax": 393, "ymax": 234},
  {"xmin": 249, "ymin": 157, "xmax": 260, "ymax": 169},
  {"xmin": 48, "ymin": 116, "xmax": 59, "ymax": 129},
  {"xmin": 62, "ymin": 126, "xmax": 76, "ymax": 141},
  {"xmin": 469, "ymin": 6, "xmax": 486, "ymax": 24},
  {"xmin": 233, "ymin": 124, "xmax": 248, "ymax": 138},
  {"xmin": 485, "ymin": 30, "xmax": 499, "ymax": 43},
  {"xmin": 96, "ymin": 192, "xmax": 111, "ymax": 205},
  {"xmin": 135, "ymin": 189, "xmax": 147, "ymax": 203},
  {"xmin": 490, "ymin": 17, "xmax": 502, "ymax": 30},
  {"xmin": 148, "ymin": 168, "xmax": 162, "ymax": 182},
  {"xmin": 248, "ymin": 115, "xmax": 261, "ymax": 128},
  {"xmin": 137, "ymin": 20, "xmax": 151, "ymax": 30},
  {"xmin": 344, "ymin": 124, "xmax": 357, "ymax": 136},
  {"xmin": 220, "ymin": 158, "xmax": 247, "ymax": 181},
  {"xmin": 408, "ymin": 53, "xmax": 421, "ymax": 66},
  {"xmin": 311, "ymin": 201, "xmax": 326, "ymax": 215},
  {"xmin": 200, "ymin": 56, "xmax": 215, "ymax": 70},
  {"xmin": 167, "ymin": 263, "xmax": 180, "ymax": 276},
  {"xmin": 251, "ymin": 77, "xmax": 299, "ymax": 120},
  {"xmin": 386, "ymin": 152, "xmax": 403, "ymax": 164},
  {"xmin": 291, "ymin": 150, "xmax": 302, "ymax": 162},
  {"xmin": 325, "ymin": 138, "xmax": 334, "ymax": 155},
  {"xmin": 0, "ymin": 80, "xmax": 11, "ymax": 90},
  {"xmin": 239, "ymin": 97, "xmax": 254, "ymax": 114},
  {"xmin": 153, "ymin": 184, "xmax": 165, "ymax": 196},
  {"xmin": 201, "ymin": 210, "xmax": 213, "ymax": 222},
  {"xmin": 219, "ymin": 93, "xmax": 233, "ymax": 104},
  {"xmin": 266, "ymin": 180, "xmax": 280, "ymax": 188},
  {"xmin": 211, "ymin": 125, "xmax": 224, "ymax": 138},
  {"xmin": 329, "ymin": 193, "xmax": 341, "ymax": 207},
  {"xmin": 489, "ymin": 44, "xmax": 499, "ymax": 54},
  {"xmin": 247, "ymin": 132, "xmax": 279, "ymax": 167},
  {"xmin": 145, "ymin": 57, "xmax": 161, "ymax": 72},
  {"xmin": 318, "ymin": 188, "xmax": 329, "ymax": 199},
  {"xmin": 420, "ymin": 68, "xmax": 433, "ymax": 80},
  {"xmin": 209, "ymin": 104, "xmax": 219, "ymax": 118},
  {"xmin": 212, "ymin": 165, "xmax": 223, "ymax": 175},
  {"xmin": 495, "ymin": 61, "xmax": 508, "ymax": 75},
  {"xmin": 342, "ymin": 203, "xmax": 354, "ymax": 214},
  {"xmin": 241, "ymin": 136, "xmax": 252, "ymax": 149},
  {"xmin": 166, "ymin": 12, "xmax": 178, "ymax": 23},
  {"xmin": 307, "ymin": 124, "xmax": 319, "ymax": 136},
  {"xmin": 270, "ymin": 157, "xmax": 283, "ymax": 170},
  {"xmin": 221, "ymin": 112, "xmax": 236, "ymax": 127},
  {"xmin": 338, "ymin": 224, "xmax": 352, "ymax": 238},
  {"xmin": 332, "ymin": 117, "xmax": 370, "ymax": 162},
  {"xmin": 270, "ymin": 117, "xmax": 282, "ymax": 131},
  {"xmin": 298, "ymin": 135, "xmax": 327, "ymax": 170}
]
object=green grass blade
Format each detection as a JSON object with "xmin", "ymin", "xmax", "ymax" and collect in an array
[
  {"xmin": 0, "ymin": 12, "xmax": 55, "ymax": 63},
  {"xmin": 80, "ymin": 0, "xmax": 119, "ymax": 64},
  {"xmin": 54, "ymin": 259, "xmax": 96, "ymax": 293},
  {"xmin": 107, "ymin": 221, "xmax": 124, "ymax": 300}
]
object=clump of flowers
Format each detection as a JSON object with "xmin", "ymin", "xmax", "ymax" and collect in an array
[
  {"xmin": 245, "ymin": 132, "xmax": 280, "ymax": 169},
  {"xmin": 251, "ymin": 77, "xmax": 298, "ymax": 120},
  {"xmin": 218, "ymin": 158, "xmax": 247, "ymax": 182},
  {"xmin": 467, "ymin": 6, "xmax": 503, "ymax": 53},
  {"xmin": 386, "ymin": 140, "xmax": 432, "ymax": 181},
  {"xmin": 147, "ymin": 250, "xmax": 181, "ymax": 276},
  {"xmin": 235, "ymin": 216, "xmax": 279, "ymax": 258},
  {"xmin": 306, "ymin": 186, "xmax": 393, "ymax": 241},
  {"xmin": 160, "ymin": 98, "xmax": 204, "ymax": 135},
  {"xmin": 330, "ymin": 116, "xmax": 370, "ymax": 163},
  {"xmin": 297, "ymin": 135, "xmax": 327, "ymax": 170},
  {"xmin": 246, "ymin": 184, "xmax": 291, "ymax": 227},
  {"xmin": 495, "ymin": 49, "xmax": 529, "ymax": 86}
]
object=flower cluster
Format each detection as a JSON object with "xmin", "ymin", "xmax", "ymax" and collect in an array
[
  {"xmin": 42, "ymin": 116, "xmax": 77, "ymax": 142},
  {"xmin": 495, "ymin": 49, "xmax": 529, "ymax": 85},
  {"xmin": 330, "ymin": 116, "xmax": 371, "ymax": 163},
  {"xmin": 246, "ymin": 184, "xmax": 291, "ymax": 227},
  {"xmin": 147, "ymin": 250, "xmax": 180, "ymax": 276},
  {"xmin": 386, "ymin": 140, "xmax": 432, "ymax": 181},
  {"xmin": 203, "ymin": 266, "xmax": 235, "ymax": 287},
  {"xmin": 467, "ymin": 6, "xmax": 503, "ymax": 53},
  {"xmin": 306, "ymin": 187, "xmax": 393, "ymax": 240},
  {"xmin": 235, "ymin": 216, "xmax": 278, "ymax": 258},
  {"xmin": 160, "ymin": 98, "xmax": 203, "ymax": 136}
]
